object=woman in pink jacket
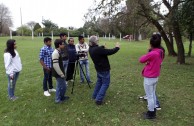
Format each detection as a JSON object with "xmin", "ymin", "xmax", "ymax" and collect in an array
[{"xmin": 139, "ymin": 34, "xmax": 164, "ymax": 119}]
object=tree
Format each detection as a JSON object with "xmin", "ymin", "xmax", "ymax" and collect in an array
[
  {"xmin": 0, "ymin": 4, "xmax": 13, "ymax": 36},
  {"xmin": 42, "ymin": 19, "xmax": 58, "ymax": 36},
  {"xmin": 34, "ymin": 23, "xmax": 41, "ymax": 31},
  {"xmin": 16, "ymin": 25, "xmax": 31, "ymax": 36},
  {"xmin": 35, "ymin": 28, "xmax": 43, "ymax": 36},
  {"xmin": 180, "ymin": 0, "xmax": 194, "ymax": 57},
  {"xmin": 27, "ymin": 21, "xmax": 36, "ymax": 39},
  {"xmin": 137, "ymin": 0, "xmax": 177, "ymax": 56},
  {"xmin": 88, "ymin": 0, "xmax": 188, "ymax": 63}
]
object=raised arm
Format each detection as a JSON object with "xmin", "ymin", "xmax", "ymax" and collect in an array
[{"xmin": 99, "ymin": 42, "xmax": 120, "ymax": 56}]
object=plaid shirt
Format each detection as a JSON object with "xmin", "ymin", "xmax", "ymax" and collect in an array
[{"xmin": 39, "ymin": 45, "xmax": 54, "ymax": 68}]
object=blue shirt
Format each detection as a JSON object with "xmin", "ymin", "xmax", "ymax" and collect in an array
[{"xmin": 39, "ymin": 45, "xmax": 54, "ymax": 68}]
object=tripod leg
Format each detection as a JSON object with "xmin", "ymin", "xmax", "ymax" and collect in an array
[
  {"xmin": 78, "ymin": 61, "xmax": 91, "ymax": 89},
  {"xmin": 71, "ymin": 61, "xmax": 78, "ymax": 94}
]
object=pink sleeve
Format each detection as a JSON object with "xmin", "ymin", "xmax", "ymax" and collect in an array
[{"xmin": 139, "ymin": 53, "xmax": 152, "ymax": 63}]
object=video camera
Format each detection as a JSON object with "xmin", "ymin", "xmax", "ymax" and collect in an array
[{"xmin": 76, "ymin": 51, "xmax": 86, "ymax": 59}]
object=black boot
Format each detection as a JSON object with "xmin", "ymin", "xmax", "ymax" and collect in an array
[{"xmin": 143, "ymin": 111, "xmax": 156, "ymax": 119}]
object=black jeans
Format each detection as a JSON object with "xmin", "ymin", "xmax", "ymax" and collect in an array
[
  {"xmin": 43, "ymin": 69, "xmax": 53, "ymax": 91},
  {"xmin": 66, "ymin": 62, "xmax": 75, "ymax": 81}
]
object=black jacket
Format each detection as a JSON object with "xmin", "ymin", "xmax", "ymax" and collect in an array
[
  {"xmin": 89, "ymin": 45, "xmax": 119, "ymax": 72},
  {"xmin": 68, "ymin": 44, "xmax": 77, "ymax": 63}
]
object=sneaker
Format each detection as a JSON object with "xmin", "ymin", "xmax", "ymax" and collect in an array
[
  {"xmin": 88, "ymin": 81, "xmax": 93, "ymax": 84},
  {"xmin": 70, "ymin": 79, "xmax": 74, "ymax": 82},
  {"xmin": 55, "ymin": 96, "xmax": 70, "ymax": 104},
  {"xmin": 156, "ymin": 106, "xmax": 161, "ymax": 110},
  {"xmin": 143, "ymin": 111, "xmax": 156, "ymax": 119},
  {"xmin": 10, "ymin": 96, "xmax": 19, "ymax": 101},
  {"xmin": 44, "ymin": 91, "xmax": 51, "ymax": 96},
  {"xmin": 49, "ymin": 88, "xmax": 56, "ymax": 92},
  {"xmin": 61, "ymin": 96, "xmax": 70, "ymax": 101},
  {"xmin": 139, "ymin": 95, "xmax": 147, "ymax": 100},
  {"xmin": 80, "ymin": 81, "xmax": 84, "ymax": 84},
  {"xmin": 66, "ymin": 82, "xmax": 68, "ymax": 86},
  {"xmin": 95, "ymin": 100, "xmax": 103, "ymax": 105}
]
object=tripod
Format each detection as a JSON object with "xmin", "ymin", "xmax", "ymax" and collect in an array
[{"xmin": 71, "ymin": 59, "xmax": 91, "ymax": 94}]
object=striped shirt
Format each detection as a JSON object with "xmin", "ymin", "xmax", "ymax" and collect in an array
[{"xmin": 39, "ymin": 45, "xmax": 54, "ymax": 68}]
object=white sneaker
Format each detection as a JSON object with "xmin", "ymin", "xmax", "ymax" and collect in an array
[
  {"xmin": 49, "ymin": 88, "xmax": 56, "ymax": 92},
  {"xmin": 44, "ymin": 91, "xmax": 51, "ymax": 96}
]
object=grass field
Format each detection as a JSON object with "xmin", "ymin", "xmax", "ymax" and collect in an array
[{"xmin": 0, "ymin": 36, "xmax": 194, "ymax": 126}]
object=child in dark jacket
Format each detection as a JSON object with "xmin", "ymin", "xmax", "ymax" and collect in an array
[{"xmin": 66, "ymin": 38, "xmax": 77, "ymax": 81}]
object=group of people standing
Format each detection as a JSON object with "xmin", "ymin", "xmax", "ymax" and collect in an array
[
  {"xmin": 39, "ymin": 33, "xmax": 93, "ymax": 103},
  {"xmin": 3, "ymin": 33, "xmax": 164, "ymax": 119}
]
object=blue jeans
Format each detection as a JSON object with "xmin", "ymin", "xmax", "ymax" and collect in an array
[
  {"xmin": 7, "ymin": 72, "xmax": 20, "ymax": 98},
  {"xmin": 79, "ymin": 60, "xmax": 91, "ymax": 82},
  {"xmin": 63, "ymin": 60, "xmax": 69, "ymax": 74},
  {"xmin": 92, "ymin": 71, "xmax": 110, "ymax": 101},
  {"xmin": 144, "ymin": 77, "xmax": 158, "ymax": 111},
  {"xmin": 156, "ymin": 95, "xmax": 160, "ymax": 107},
  {"xmin": 43, "ymin": 69, "xmax": 53, "ymax": 91},
  {"xmin": 55, "ymin": 77, "xmax": 67, "ymax": 103}
]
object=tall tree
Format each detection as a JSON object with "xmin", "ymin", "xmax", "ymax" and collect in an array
[
  {"xmin": 180, "ymin": 0, "xmax": 194, "ymax": 57},
  {"xmin": 163, "ymin": 0, "xmax": 185, "ymax": 64},
  {"xmin": 137, "ymin": 0, "xmax": 177, "ymax": 56},
  {"xmin": 27, "ymin": 21, "xmax": 36, "ymax": 39},
  {"xmin": 34, "ymin": 23, "xmax": 41, "ymax": 31},
  {"xmin": 0, "ymin": 4, "xmax": 13, "ymax": 35},
  {"xmin": 42, "ymin": 19, "xmax": 58, "ymax": 36},
  {"xmin": 87, "ymin": 0, "xmax": 191, "ymax": 63},
  {"xmin": 16, "ymin": 25, "xmax": 31, "ymax": 36}
]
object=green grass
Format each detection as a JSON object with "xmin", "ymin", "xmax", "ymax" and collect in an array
[{"xmin": 0, "ymin": 36, "xmax": 194, "ymax": 126}]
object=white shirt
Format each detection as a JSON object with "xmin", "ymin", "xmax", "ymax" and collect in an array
[
  {"xmin": 75, "ymin": 42, "xmax": 89, "ymax": 60},
  {"xmin": 4, "ymin": 50, "xmax": 22, "ymax": 76}
]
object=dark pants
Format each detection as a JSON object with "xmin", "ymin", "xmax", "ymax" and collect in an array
[
  {"xmin": 43, "ymin": 69, "xmax": 53, "ymax": 91},
  {"xmin": 92, "ymin": 71, "xmax": 110, "ymax": 102},
  {"xmin": 66, "ymin": 62, "xmax": 75, "ymax": 81}
]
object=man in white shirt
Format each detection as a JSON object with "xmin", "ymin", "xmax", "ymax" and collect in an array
[{"xmin": 75, "ymin": 35, "xmax": 92, "ymax": 83}]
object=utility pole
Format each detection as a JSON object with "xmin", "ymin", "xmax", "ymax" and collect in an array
[{"xmin": 20, "ymin": 8, "xmax": 23, "ymax": 36}]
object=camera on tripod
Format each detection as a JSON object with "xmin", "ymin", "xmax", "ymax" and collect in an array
[
  {"xmin": 77, "ymin": 51, "xmax": 86, "ymax": 59},
  {"xmin": 71, "ymin": 51, "xmax": 91, "ymax": 94}
]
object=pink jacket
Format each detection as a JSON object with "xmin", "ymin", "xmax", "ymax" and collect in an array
[{"xmin": 139, "ymin": 48, "xmax": 164, "ymax": 78}]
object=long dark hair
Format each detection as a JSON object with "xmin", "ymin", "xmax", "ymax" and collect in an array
[
  {"xmin": 5, "ymin": 39, "xmax": 16, "ymax": 58},
  {"xmin": 150, "ymin": 34, "xmax": 161, "ymax": 48}
]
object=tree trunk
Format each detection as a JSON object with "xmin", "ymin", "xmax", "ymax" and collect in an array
[
  {"xmin": 134, "ymin": 30, "xmax": 139, "ymax": 41},
  {"xmin": 152, "ymin": 20, "xmax": 177, "ymax": 56},
  {"xmin": 188, "ymin": 33, "xmax": 192, "ymax": 57},
  {"xmin": 172, "ymin": 21, "xmax": 185, "ymax": 64}
]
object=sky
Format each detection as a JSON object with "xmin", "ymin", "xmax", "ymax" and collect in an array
[{"xmin": 0, "ymin": 0, "xmax": 95, "ymax": 30}]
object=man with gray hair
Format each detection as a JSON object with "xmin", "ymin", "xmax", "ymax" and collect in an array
[{"xmin": 89, "ymin": 35, "xmax": 120, "ymax": 105}]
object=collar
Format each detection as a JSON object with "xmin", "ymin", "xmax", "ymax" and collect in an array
[{"xmin": 44, "ymin": 45, "xmax": 52, "ymax": 49}]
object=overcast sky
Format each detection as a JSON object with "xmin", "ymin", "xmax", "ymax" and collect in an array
[{"xmin": 0, "ymin": 0, "xmax": 95, "ymax": 30}]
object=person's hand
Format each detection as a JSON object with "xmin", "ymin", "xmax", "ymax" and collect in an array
[
  {"xmin": 115, "ymin": 42, "xmax": 120, "ymax": 48},
  {"xmin": 103, "ymin": 43, "xmax": 107, "ymax": 48},
  {"xmin": 10, "ymin": 75, "xmax": 14, "ymax": 80},
  {"xmin": 61, "ymin": 74, "xmax": 65, "ymax": 79},
  {"xmin": 44, "ymin": 67, "xmax": 50, "ymax": 72}
]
